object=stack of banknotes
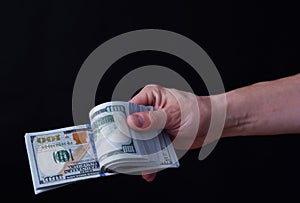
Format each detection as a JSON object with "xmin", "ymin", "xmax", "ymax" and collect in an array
[{"xmin": 25, "ymin": 101, "xmax": 179, "ymax": 194}]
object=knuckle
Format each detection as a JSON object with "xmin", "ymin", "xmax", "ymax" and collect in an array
[
  {"xmin": 144, "ymin": 84, "xmax": 162, "ymax": 90},
  {"xmin": 143, "ymin": 84, "xmax": 166, "ymax": 93}
]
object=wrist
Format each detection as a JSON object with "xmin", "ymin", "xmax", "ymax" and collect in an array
[
  {"xmin": 222, "ymin": 89, "xmax": 251, "ymax": 138},
  {"xmin": 197, "ymin": 95, "xmax": 212, "ymax": 137}
]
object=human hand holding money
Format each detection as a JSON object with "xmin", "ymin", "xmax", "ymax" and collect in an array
[
  {"xmin": 89, "ymin": 101, "xmax": 179, "ymax": 174},
  {"xmin": 127, "ymin": 84, "xmax": 212, "ymax": 181}
]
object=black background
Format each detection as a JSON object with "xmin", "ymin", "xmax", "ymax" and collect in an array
[{"xmin": 2, "ymin": 0, "xmax": 300, "ymax": 202}]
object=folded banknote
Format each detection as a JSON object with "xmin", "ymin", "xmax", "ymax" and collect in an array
[{"xmin": 25, "ymin": 101, "xmax": 179, "ymax": 194}]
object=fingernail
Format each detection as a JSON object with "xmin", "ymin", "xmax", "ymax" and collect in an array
[{"xmin": 130, "ymin": 114, "xmax": 144, "ymax": 128}]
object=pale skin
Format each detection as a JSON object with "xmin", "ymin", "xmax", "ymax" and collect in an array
[{"xmin": 126, "ymin": 73, "xmax": 300, "ymax": 182}]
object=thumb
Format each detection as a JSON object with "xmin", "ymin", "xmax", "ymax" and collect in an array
[{"xmin": 127, "ymin": 109, "xmax": 167, "ymax": 131}]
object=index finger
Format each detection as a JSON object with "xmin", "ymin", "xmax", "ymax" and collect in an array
[{"xmin": 129, "ymin": 85, "xmax": 157, "ymax": 106}]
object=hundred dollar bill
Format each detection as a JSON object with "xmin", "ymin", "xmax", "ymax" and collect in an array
[
  {"xmin": 89, "ymin": 101, "xmax": 179, "ymax": 174},
  {"xmin": 24, "ymin": 124, "xmax": 110, "ymax": 194},
  {"xmin": 25, "ymin": 102, "xmax": 179, "ymax": 194}
]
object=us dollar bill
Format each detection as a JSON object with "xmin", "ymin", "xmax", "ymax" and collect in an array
[
  {"xmin": 25, "ymin": 102, "xmax": 179, "ymax": 194},
  {"xmin": 24, "ymin": 124, "xmax": 111, "ymax": 194},
  {"xmin": 89, "ymin": 101, "xmax": 179, "ymax": 174}
]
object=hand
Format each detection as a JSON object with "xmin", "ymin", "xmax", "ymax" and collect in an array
[{"xmin": 126, "ymin": 84, "xmax": 212, "ymax": 181}]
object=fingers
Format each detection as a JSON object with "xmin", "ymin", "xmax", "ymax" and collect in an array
[
  {"xmin": 128, "ymin": 85, "xmax": 168, "ymax": 131},
  {"xmin": 129, "ymin": 90, "xmax": 149, "ymax": 105},
  {"xmin": 129, "ymin": 86, "xmax": 163, "ymax": 183},
  {"xmin": 127, "ymin": 109, "xmax": 167, "ymax": 131},
  {"xmin": 129, "ymin": 84, "xmax": 163, "ymax": 106},
  {"xmin": 142, "ymin": 171, "xmax": 157, "ymax": 182}
]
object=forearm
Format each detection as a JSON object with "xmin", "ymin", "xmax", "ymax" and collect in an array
[{"xmin": 222, "ymin": 73, "xmax": 300, "ymax": 137}]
